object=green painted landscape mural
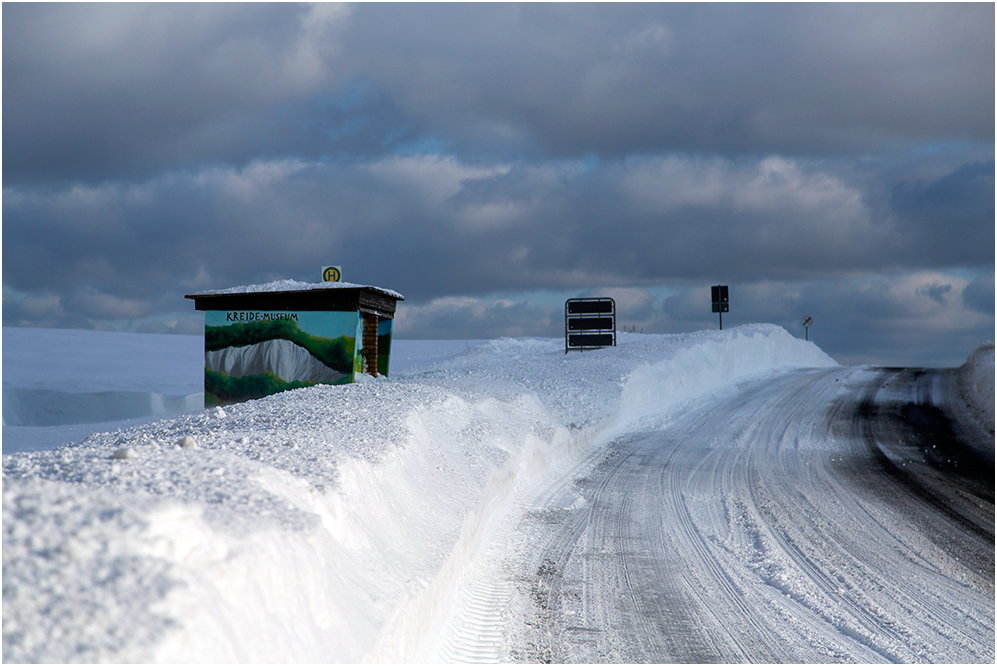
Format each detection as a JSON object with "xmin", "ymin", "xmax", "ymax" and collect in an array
[{"xmin": 203, "ymin": 311, "xmax": 359, "ymax": 406}]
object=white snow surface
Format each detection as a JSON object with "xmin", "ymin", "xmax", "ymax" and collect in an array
[
  {"xmin": 187, "ymin": 278, "xmax": 404, "ymax": 300},
  {"xmin": 2, "ymin": 327, "xmax": 204, "ymax": 395},
  {"xmin": 2, "ymin": 328, "xmax": 480, "ymax": 452},
  {"xmin": 5, "ymin": 323, "xmax": 969, "ymax": 662},
  {"xmin": 957, "ymin": 340, "xmax": 995, "ymax": 436},
  {"xmin": 205, "ymin": 338, "xmax": 348, "ymax": 384},
  {"xmin": 2, "ymin": 328, "xmax": 206, "ymax": 448}
]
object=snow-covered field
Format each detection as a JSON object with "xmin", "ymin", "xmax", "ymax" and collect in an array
[
  {"xmin": 1, "ymin": 328, "xmax": 485, "ymax": 454},
  {"xmin": 2, "ymin": 325, "xmax": 991, "ymax": 662}
]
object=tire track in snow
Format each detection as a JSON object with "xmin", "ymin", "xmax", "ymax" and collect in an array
[
  {"xmin": 732, "ymin": 372, "xmax": 914, "ymax": 661},
  {"xmin": 736, "ymin": 369, "xmax": 986, "ymax": 661},
  {"xmin": 656, "ymin": 443, "xmax": 787, "ymax": 662},
  {"xmin": 503, "ymin": 367, "xmax": 994, "ymax": 663},
  {"xmin": 832, "ymin": 370, "xmax": 995, "ymax": 655},
  {"xmin": 612, "ymin": 457, "xmax": 699, "ymax": 661}
]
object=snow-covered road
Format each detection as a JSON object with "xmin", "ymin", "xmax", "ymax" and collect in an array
[{"xmin": 501, "ymin": 367, "xmax": 994, "ymax": 663}]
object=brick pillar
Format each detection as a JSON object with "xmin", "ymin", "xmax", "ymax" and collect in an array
[{"xmin": 362, "ymin": 313, "xmax": 379, "ymax": 377}]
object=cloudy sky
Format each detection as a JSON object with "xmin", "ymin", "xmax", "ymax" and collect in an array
[{"xmin": 3, "ymin": 3, "xmax": 994, "ymax": 366}]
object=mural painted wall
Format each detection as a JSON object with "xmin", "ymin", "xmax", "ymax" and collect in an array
[{"xmin": 203, "ymin": 310, "xmax": 361, "ymax": 406}]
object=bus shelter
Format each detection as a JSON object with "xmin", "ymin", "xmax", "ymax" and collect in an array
[{"xmin": 186, "ymin": 281, "xmax": 403, "ymax": 406}]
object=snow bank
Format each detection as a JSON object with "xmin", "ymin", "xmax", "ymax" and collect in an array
[
  {"xmin": 956, "ymin": 341, "xmax": 995, "ymax": 435},
  {"xmin": 3, "ymin": 324, "xmax": 835, "ymax": 662},
  {"xmin": 188, "ymin": 278, "xmax": 404, "ymax": 300}
]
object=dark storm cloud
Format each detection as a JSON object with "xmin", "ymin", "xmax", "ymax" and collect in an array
[
  {"xmin": 340, "ymin": 3, "xmax": 994, "ymax": 158},
  {"xmin": 963, "ymin": 273, "xmax": 996, "ymax": 314},
  {"xmin": 5, "ymin": 3, "xmax": 993, "ymax": 187},
  {"xmin": 3, "ymin": 3, "xmax": 349, "ymax": 185},
  {"xmin": 891, "ymin": 160, "xmax": 996, "ymax": 265},
  {"xmin": 4, "ymin": 153, "xmax": 989, "ymax": 301}
]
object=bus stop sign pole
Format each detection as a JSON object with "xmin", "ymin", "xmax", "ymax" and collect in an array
[{"xmin": 801, "ymin": 315, "xmax": 813, "ymax": 341}]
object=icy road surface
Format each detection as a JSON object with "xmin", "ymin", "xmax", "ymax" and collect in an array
[{"xmin": 500, "ymin": 367, "xmax": 994, "ymax": 663}]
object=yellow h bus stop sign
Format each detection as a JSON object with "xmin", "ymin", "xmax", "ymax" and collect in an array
[{"xmin": 322, "ymin": 266, "xmax": 342, "ymax": 282}]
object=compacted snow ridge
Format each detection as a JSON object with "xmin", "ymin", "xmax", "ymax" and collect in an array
[
  {"xmin": 189, "ymin": 278, "xmax": 404, "ymax": 300},
  {"xmin": 2, "ymin": 325, "xmax": 992, "ymax": 662},
  {"xmin": 956, "ymin": 341, "xmax": 995, "ymax": 436}
]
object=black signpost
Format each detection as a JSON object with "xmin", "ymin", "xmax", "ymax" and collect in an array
[
  {"xmin": 711, "ymin": 285, "xmax": 729, "ymax": 330},
  {"xmin": 801, "ymin": 315, "xmax": 813, "ymax": 341},
  {"xmin": 565, "ymin": 298, "xmax": 616, "ymax": 353}
]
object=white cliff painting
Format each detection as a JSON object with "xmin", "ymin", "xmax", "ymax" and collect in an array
[{"xmin": 203, "ymin": 310, "xmax": 361, "ymax": 406}]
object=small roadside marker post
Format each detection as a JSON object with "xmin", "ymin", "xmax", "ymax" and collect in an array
[
  {"xmin": 711, "ymin": 285, "xmax": 729, "ymax": 330},
  {"xmin": 801, "ymin": 315, "xmax": 813, "ymax": 341}
]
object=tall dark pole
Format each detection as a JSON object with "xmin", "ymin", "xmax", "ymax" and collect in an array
[{"xmin": 712, "ymin": 285, "xmax": 729, "ymax": 331}]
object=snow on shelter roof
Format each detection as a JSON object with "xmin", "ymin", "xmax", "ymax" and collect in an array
[
  {"xmin": 185, "ymin": 280, "xmax": 404, "ymax": 316},
  {"xmin": 185, "ymin": 279, "xmax": 404, "ymax": 300}
]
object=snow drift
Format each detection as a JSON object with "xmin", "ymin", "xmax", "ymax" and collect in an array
[
  {"xmin": 956, "ymin": 341, "xmax": 995, "ymax": 435},
  {"xmin": 4, "ymin": 324, "xmax": 854, "ymax": 662}
]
